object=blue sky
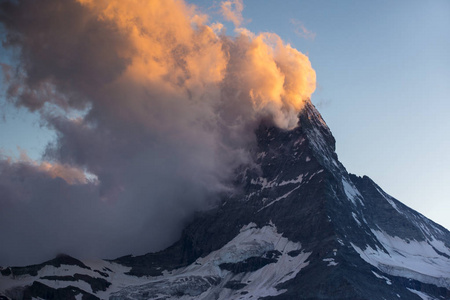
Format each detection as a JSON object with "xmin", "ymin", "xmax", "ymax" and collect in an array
[{"xmin": 1, "ymin": 0, "xmax": 449, "ymax": 231}]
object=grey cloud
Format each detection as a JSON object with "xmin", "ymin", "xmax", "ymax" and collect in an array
[{"xmin": 0, "ymin": 0, "xmax": 315, "ymax": 266}]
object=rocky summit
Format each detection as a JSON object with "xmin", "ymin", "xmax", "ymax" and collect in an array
[{"xmin": 1, "ymin": 101, "xmax": 449, "ymax": 299}]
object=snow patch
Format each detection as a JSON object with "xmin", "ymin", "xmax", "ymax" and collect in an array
[
  {"xmin": 322, "ymin": 258, "xmax": 338, "ymax": 267},
  {"xmin": 406, "ymin": 288, "xmax": 436, "ymax": 300},
  {"xmin": 251, "ymin": 177, "xmax": 277, "ymax": 189},
  {"xmin": 293, "ymin": 137, "xmax": 305, "ymax": 147},
  {"xmin": 342, "ymin": 178, "xmax": 363, "ymax": 206},
  {"xmin": 428, "ymin": 238, "xmax": 450, "ymax": 257},
  {"xmin": 258, "ymin": 186, "xmax": 300, "ymax": 212},
  {"xmin": 352, "ymin": 212, "xmax": 362, "ymax": 226},
  {"xmin": 240, "ymin": 223, "xmax": 257, "ymax": 232},
  {"xmin": 374, "ymin": 186, "xmax": 402, "ymax": 214},
  {"xmin": 371, "ymin": 271, "xmax": 392, "ymax": 285},
  {"xmin": 252, "ymin": 173, "xmax": 305, "ymax": 191},
  {"xmin": 307, "ymin": 169, "xmax": 323, "ymax": 181},
  {"xmin": 257, "ymin": 152, "xmax": 267, "ymax": 160},
  {"xmin": 352, "ymin": 229, "xmax": 450, "ymax": 289},
  {"xmin": 279, "ymin": 175, "xmax": 303, "ymax": 186},
  {"xmin": 39, "ymin": 278, "xmax": 93, "ymax": 294}
]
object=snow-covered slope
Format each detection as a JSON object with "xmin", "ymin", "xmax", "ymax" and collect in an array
[
  {"xmin": 352, "ymin": 230, "xmax": 450, "ymax": 289},
  {"xmin": 1, "ymin": 100, "xmax": 449, "ymax": 300},
  {"xmin": 111, "ymin": 223, "xmax": 311, "ymax": 299}
]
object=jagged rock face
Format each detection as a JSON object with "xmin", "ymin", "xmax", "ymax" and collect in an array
[{"xmin": 1, "ymin": 101, "xmax": 449, "ymax": 300}]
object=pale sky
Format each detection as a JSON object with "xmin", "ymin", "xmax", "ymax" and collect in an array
[{"xmin": 0, "ymin": 0, "xmax": 449, "ymax": 240}]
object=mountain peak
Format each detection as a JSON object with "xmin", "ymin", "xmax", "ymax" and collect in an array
[{"xmin": 1, "ymin": 102, "xmax": 449, "ymax": 300}]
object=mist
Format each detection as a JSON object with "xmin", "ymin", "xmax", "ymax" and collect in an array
[{"xmin": 0, "ymin": 0, "xmax": 315, "ymax": 266}]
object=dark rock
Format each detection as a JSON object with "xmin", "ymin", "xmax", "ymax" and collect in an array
[
  {"xmin": 93, "ymin": 269, "xmax": 109, "ymax": 277},
  {"xmin": 7, "ymin": 254, "xmax": 90, "ymax": 277},
  {"xmin": 219, "ymin": 250, "xmax": 281, "ymax": 274},
  {"xmin": 40, "ymin": 273, "xmax": 111, "ymax": 293},
  {"xmin": 224, "ymin": 281, "xmax": 247, "ymax": 290},
  {"xmin": 21, "ymin": 282, "xmax": 99, "ymax": 300}
]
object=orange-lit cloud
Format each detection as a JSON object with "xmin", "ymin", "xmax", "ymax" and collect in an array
[
  {"xmin": 221, "ymin": 0, "xmax": 244, "ymax": 27},
  {"xmin": 75, "ymin": 0, "xmax": 315, "ymax": 130},
  {"xmin": 228, "ymin": 32, "xmax": 316, "ymax": 128},
  {"xmin": 14, "ymin": 151, "xmax": 88, "ymax": 184},
  {"xmin": 38, "ymin": 162, "xmax": 88, "ymax": 184}
]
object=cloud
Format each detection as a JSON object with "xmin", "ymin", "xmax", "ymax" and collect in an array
[
  {"xmin": 0, "ymin": 156, "xmax": 190, "ymax": 265},
  {"xmin": 291, "ymin": 19, "xmax": 316, "ymax": 40},
  {"xmin": 0, "ymin": 0, "xmax": 315, "ymax": 266},
  {"xmin": 220, "ymin": 0, "xmax": 244, "ymax": 27},
  {"xmin": 18, "ymin": 152, "xmax": 89, "ymax": 185}
]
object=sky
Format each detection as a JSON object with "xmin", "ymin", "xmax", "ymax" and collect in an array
[{"xmin": 0, "ymin": 0, "xmax": 449, "ymax": 266}]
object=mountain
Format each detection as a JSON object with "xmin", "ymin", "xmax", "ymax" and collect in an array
[{"xmin": 1, "ymin": 101, "xmax": 449, "ymax": 300}]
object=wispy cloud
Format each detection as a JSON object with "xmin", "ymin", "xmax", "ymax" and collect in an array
[
  {"xmin": 220, "ymin": 0, "xmax": 244, "ymax": 27},
  {"xmin": 291, "ymin": 19, "xmax": 316, "ymax": 40}
]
